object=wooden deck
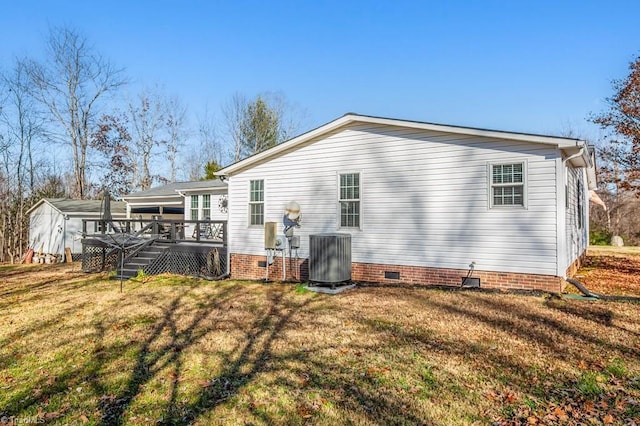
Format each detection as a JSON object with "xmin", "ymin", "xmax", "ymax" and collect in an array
[
  {"xmin": 82, "ymin": 218, "xmax": 227, "ymax": 245},
  {"xmin": 81, "ymin": 218, "xmax": 228, "ymax": 278}
]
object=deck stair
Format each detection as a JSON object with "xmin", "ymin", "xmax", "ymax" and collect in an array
[{"xmin": 112, "ymin": 243, "xmax": 168, "ymax": 280}]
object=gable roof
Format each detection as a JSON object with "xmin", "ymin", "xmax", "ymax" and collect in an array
[
  {"xmin": 121, "ymin": 179, "xmax": 226, "ymax": 199},
  {"xmin": 27, "ymin": 198, "xmax": 127, "ymax": 216},
  {"xmin": 217, "ymin": 113, "xmax": 590, "ymax": 176}
]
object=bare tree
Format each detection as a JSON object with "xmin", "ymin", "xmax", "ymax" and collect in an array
[
  {"xmin": 0, "ymin": 60, "xmax": 46, "ymax": 262},
  {"xmin": 25, "ymin": 26, "xmax": 126, "ymax": 199},
  {"xmin": 222, "ymin": 93, "xmax": 248, "ymax": 163},
  {"xmin": 164, "ymin": 95, "xmax": 187, "ymax": 182},
  {"xmin": 91, "ymin": 113, "xmax": 134, "ymax": 197},
  {"xmin": 185, "ymin": 106, "xmax": 223, "ymax": 180},
  {"xmin": 128, "ymin": 88, "xmax": 166, "ymax": 190},
  {"xmin": 1, "ymin": 60, "xmax": 42, "ymax": 194}
]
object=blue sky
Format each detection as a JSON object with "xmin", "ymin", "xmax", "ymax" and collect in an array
[{"xmin": 2, "ymin": 0, "xmax": 639, "ymax": 145}]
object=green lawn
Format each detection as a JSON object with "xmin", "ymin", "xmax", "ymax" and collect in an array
[{"xmin": 0, "ymin": 262, "xmax": 639, "ymax": 425}]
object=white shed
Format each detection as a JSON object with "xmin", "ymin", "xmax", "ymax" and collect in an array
[
  {"xmin": 216, "ymin": 113, "xmax": 596, "ymax": 292},
  {"xmin": 27, "ymin": 198, "xmax": 127, "ymax": 259}
]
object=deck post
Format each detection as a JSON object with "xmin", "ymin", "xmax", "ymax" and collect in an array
[
  {"xmin": 222, "ymin": 221, "xmax": 228, "ymax": 246},
  {"xmin": 170, "ymin": 222, "xmax": 177, "ymax": 242}
]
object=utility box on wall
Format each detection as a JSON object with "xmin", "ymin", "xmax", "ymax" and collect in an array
[
  {"xmin": 309, "ymin": 233, "xmax": 352, "ymax": 285},
  {"xmin": 264, "ymin": 222, "xmax": 277, "ymax": 249}
]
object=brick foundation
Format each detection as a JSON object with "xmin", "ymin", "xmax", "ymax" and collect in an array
[
  {"xmin": 565, "ymin": 251, "xmax": 586, "ymax": 279},
  {"xmin": 230, "ymin": 253, "xmax": 563, "ymax": 292},
  {"xmin": 231, "ymin": 253, "xmax": 308, "ymax": 282}
]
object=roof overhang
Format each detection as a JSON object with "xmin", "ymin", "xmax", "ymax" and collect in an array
[
  {"xmin": 121, "ymin": 194, "xmax": 183, "ymax": 201},
  {"xmin": 26, "ymin": 199, "xmax": 48, "ymax": 215},
  {"xmin": 176, "ymin": 187, "xmax": 227, "ymax": 195},
  {"xmin": 561, "ymin": 144, "xmax": 597, "ymax": 190},
  {"xmin": 216, "ymin": 113, "xmax": 586, "ymax": 177},
  {"xmin": 27, "ymin": 199, "xmax": 127, "ymax": 216},
  {"xmin": 124, "ymin": 200, "xmax": 184, "ymax": 207}
]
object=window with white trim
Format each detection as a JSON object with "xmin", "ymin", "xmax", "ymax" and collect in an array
[
  {"xmin": 249, "ymin": 180, "xmax": 264, "ymax": 226},
  {"xmin": 190, "ymin": 195, "xmax": 199, "ymax": 220},
  {"xmin": 202, "ymin": 194, "xmax": 211, "ymax": 219},
  {"xmin": 490, "ymin": 163, "xmax": 525, "ymax": 207},
  {"xmin": 339, "ymin": 173, "xmax": 360, "ymax": 227}
]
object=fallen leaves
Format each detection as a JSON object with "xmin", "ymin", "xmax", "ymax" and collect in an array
[
  {"xmin": 491, "ymin": 374, "xmax": 640, "ymax": 425},
  {"xmin": 580, "ymin": 254, "xmax": 640, "ymax": 296}
]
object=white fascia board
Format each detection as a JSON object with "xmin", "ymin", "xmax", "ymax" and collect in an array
[
  {"xmin": 126, "ymin": 201, "xmax": 184, "ymax": 207},
  {"xmin": 66, "ymin": 212, "xmax": 127, "ymax": 218},
  {"xmin": 177, "ymin": 187, "xmax": 227, "ymax": 194},
  {"xmin": 26, "ymin": 199, "xmax": 49, "ymax": 215},
  {"xmin": 352, "ymin": 115, "xmax": 583, "ymax": 147},
  {"xmin": 122, "ymin": 194, "xmax": 182, "ymax": 203},
  {"xmin": 216, "ymin": 113, "xmax": 584, "ymax": 176},
  {"xmin": 586, "ymin": 164, "xmax": 598, "ymax": 190}
]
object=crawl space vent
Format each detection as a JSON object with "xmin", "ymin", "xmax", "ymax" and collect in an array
[{"xmin": 461, "ymin": 277, "xmax": 480, "ymax": 288}]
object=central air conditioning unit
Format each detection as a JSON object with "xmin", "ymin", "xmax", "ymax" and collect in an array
[{"xmin": 309, "ymin": 233, "xmax": 351, "ymax": 285}]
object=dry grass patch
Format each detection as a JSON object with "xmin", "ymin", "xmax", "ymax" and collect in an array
[{"xmin": 0, "ymin": 263, "xmax": 639, "ymax": 425}]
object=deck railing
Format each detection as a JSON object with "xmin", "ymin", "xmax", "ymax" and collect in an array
[{"xmin": 82, "ymin": 218, "xmax": 227, "ymax": 245}]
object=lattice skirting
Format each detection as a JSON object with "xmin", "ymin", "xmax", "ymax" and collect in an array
[
  {"xmin": 81, "ymin": 243, "xmax": 127, "ymax": 272},
  {"xmin": 144, "ymin": 245, "xmax": 227, "ymax": 278}
]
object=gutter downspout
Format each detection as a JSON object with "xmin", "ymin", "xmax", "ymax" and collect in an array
[
  {"xmin": 562, "ymin": 142, "xmax": 585, "ymax": 194},
  {"xmin": 559, "ymin": 141, "xmax": 586, "ymax": 279},
  {"xmin": 562, "ymin": 141, "xmax": 585, "ymax": 169}
]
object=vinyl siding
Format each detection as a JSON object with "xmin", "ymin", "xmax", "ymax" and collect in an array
[
  {"xmin": 228, "ymin": 123, "xmax": 560, "ymax": 276},
  {"xmin": 29, "ymin": 204, "xmax": 106, "ymax": 255},
  {"xmin": 183, "ymin": 192, "xmax": 228, "ymax": 237},
  {"xmin": 565, "ymin": 166, "xmax": 589, "ymax": 271},
  {"xmin": 29, "ymin": 203, "xmax": 63, "ymax": 254}
]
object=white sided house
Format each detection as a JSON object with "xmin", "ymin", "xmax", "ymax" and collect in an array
[
  {"xmin": 119, "ymin": 179, "xmax": 228, "ymax": 241},
  {"xmin": 28, "ymin": 198, "xmax": 127, "ymax": 259},
  {"xmin": 177, "ymin": 180, "xmax": 228, "ymax": 239},
  {"xmin": 122, "ymin": 180, "xmax": 227, "ymax": 225},
  {"xmin": 217, "ymin": 113, "xmax": 596, "ymax": 292}
]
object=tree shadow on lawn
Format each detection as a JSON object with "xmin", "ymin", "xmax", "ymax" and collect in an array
[
  {"xmin": 0, "ymin": 282, "xmax": 229, "ymax": 422},
  {"xmin": 0, "ymin": 272, "xmax": 103, "ymax": 309},
  {"xmin": 420, "ymin": 292, "xmax": 640, "ymax": 361},
  {"xmin": 163, "ymin": 293, "xmax": 436, "ymax": 426},
  {"xmin": 0, "ymin": 272, "xmax": 112, "ymax": 355},
  {"xmin": 5, "ymin": 281, "xmax": 639, "ymax": 425},
  {"xmin": 395, "ymin": 289, "xmax": 640, "ymax": 381},
  {"xmin": 543, "ymin": 297, "xmax": 640, "ymax": 338},
  {"xmin": 342, "ymin": 288, "xmax": 640, "ymax": 421},
  {"xmin": 92, "ymin": 283, "xmax": 243, "ymax": 425},
  {"xmin": 91, "ymin": 285, "xmax": 438, "ymax": 425},
  {"xmin": 0, "ymin": 297, "xmax": 94, "ymax": 370}
]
